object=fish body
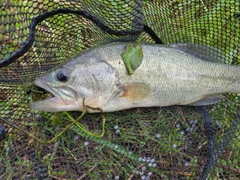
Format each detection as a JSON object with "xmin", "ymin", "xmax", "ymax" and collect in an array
[{"xmin": 30, "ymin": 42, "xmax": 240, "ymax": 112}]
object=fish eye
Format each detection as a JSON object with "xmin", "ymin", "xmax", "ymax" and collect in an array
[{"xmin": 56, "ymin": 70, "xmax": 68, "ymax": 82}]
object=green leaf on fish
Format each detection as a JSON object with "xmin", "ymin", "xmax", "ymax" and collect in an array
[{"xmin": 122, "ymin": 43, "xmax": 143, "ymax": 75}]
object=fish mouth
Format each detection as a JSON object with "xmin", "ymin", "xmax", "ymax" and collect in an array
[{"xmin": 29, "ymin": 80, "xmax": 79, "ymax": 112}]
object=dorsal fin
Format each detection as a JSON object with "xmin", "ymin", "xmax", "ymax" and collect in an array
[{"xmin": 171, "ymin": 44, "xmax": 225, "ymax": 63}]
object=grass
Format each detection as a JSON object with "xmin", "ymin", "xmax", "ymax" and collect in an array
[{"xmin": 0, "ymin": 84, "xmax": 239, "ymax": 179}]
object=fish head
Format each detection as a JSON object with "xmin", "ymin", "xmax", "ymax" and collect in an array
[
  {"xmin": 30, "ymin": 55, "xmax": 119, "ymax": 112},
  {"xmin": 30, "ymin": 63, "xmax": 83, "ymax": 112}
]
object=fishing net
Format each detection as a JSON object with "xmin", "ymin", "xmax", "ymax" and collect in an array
[{"xmin": 0, "ymin": 0, "xmax": 239, "ymax": 179}]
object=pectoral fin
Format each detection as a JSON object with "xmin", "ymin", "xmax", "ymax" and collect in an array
[
  {"xmin": 186, "ymin": 94, "xmax": 225, "ymax": 106},
  {"xmin": 119, "ymin": 82, "xmax": 151, "ymax": 102}
]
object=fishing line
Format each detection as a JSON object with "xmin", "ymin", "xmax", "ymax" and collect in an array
[{"xmin": 0, "ymin": 98, "xmax": 105, "ymax": 144}]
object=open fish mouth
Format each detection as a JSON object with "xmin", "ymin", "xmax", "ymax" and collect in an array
[
  {"xmin": 29, "ymin": 80, "xmax": 78, "ymax": 112},
  {"xmin": 33, "ymin": 80, "xmax": 64, "ymax": 104}
]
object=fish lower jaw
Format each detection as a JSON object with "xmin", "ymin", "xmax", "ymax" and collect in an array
[
  {"xmin": 45, "ymin": 96, "xmax": 62, "ymax": 102},
  {"xmin": 30, "ymin": 97, "xmax": 80, "ymax": 112}
]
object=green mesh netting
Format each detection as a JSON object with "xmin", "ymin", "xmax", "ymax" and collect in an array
[{"xmin": 0, "ymin": 0, "xmax": 240, "ymax": 179}]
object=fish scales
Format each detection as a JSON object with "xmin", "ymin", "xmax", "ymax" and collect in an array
[{"xmin": 29, "ymin": 42, "xmax": 240, "ymax": 112}]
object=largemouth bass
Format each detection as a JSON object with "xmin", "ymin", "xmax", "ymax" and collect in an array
[{"xmin": 30, "ymin": 42, "xmax": 240, "ymax": 112}]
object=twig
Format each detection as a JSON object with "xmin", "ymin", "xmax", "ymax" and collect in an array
[
  {"xmin": 173, "ymin": 170, "xmax": 192, "ymax": 176},
  {"xmin": 0, "ymin": 173, "xmax": 6, "ymax": 179},
  {"xmin": 216, "ymin": 163, "xmax": 240, "ymax": 174},
  {"xmin": 128, "ymin": 164, "xmax": 144, "ymax": 180},
  {"xmin": 77, "ymin": 162, "xmax": 100, "ymax": 180},
  {"xmin": 49, "ymin": 175, "xmax": 67, "ymax": 180},
  {"xmin": 177, "ymin": 107, "xmax": 187, "ymax": 122}
]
